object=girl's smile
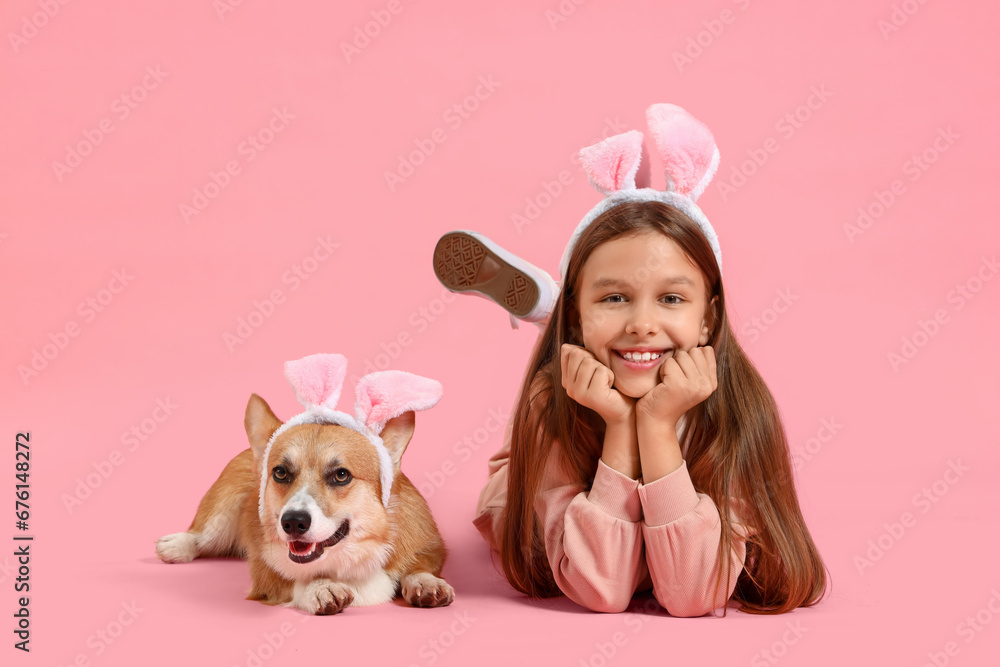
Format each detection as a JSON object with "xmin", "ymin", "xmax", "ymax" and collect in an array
[
  {"xmin": 612, "ymin": 348, "xmax": 672, "ymax": 377},
  {"xmin": 613, "ymin": 347, "xmax": 671, "ymax": 370},
  {"xmin": 576, "ymin": 231, "xmax": 713, "ymax": 399}
]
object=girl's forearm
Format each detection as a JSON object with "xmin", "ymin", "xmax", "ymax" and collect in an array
[
  {"xmin": 600, "ymin": 412, "xmax": 640, "ymax": 479},
  {"xmin": 636, "ymin": 416, "xmax": 683, "ymax": 483}
]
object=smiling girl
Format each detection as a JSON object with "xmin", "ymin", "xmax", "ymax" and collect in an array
[{"xmin": 434, "ymin": 104, "xmax": 828, "ymax": 615}]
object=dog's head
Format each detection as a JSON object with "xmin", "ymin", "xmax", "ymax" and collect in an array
[
  {"xmin": 244, "ymin": 354, "xmax": 442, "ymax": 571},
  {"xmin": 245, "ymin": 393, "xmax": 418, "ymax": 565}
]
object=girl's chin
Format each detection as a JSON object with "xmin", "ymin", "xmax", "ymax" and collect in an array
[
  {"xmin": 609, "ymin": 362, "xmax": 661, "ymax": 398},
  {"xmin": 614, "ymin": 378, "xmax": 658, "ymax": 399}
]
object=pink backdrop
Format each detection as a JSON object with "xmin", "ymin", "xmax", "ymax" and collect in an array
[{"xmin": 3, "ymin": 0, "xmax": 999, "ymax": 664}]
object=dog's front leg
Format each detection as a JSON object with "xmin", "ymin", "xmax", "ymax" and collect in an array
[
  {"xmin": 397, "ymin": 546, "xmax": 454, "ymax": 608},
  {"xmin": 400, "ymin": 571, "xmax": 455, "ymax": 608},
  {"xmin": 290, "ymin": 579, "xmax": 355, "ymax": 615}
]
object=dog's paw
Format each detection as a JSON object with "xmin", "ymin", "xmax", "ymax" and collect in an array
[
  {"xmin": 294, "ymin": 579, "xmax": 355, "ymax": 615},
  {"xmin": 156, "ymin": 532, "xmax": 198, "ymax": 563},
  {"xmin": 402, "ymin": 572, "xmax": 455, "ymax": 608}
]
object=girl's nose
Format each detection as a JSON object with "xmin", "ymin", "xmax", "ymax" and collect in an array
[{"xmin": 625, "ymin": 303, "xmax": 657, "ymax": 336}]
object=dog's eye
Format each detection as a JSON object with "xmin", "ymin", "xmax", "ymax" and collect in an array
[
  {"xmin": 272, "ymin": 466, "xmax": 291, "ymax": 483},
  {"xmin": 329, "ymin": 468, "xmax": 352, "ymax": 486}
]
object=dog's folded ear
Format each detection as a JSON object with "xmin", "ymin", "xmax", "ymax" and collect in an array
[
  {"xmin": 380, "ymin": 411, "xmax": 416, "ymax": 472},
  {"xmin": 245, "ymin": 394, "xmax": 283, "ymax": 465}
]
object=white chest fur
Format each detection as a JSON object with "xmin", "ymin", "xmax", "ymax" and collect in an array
[{"xmin": 346, "ymin": 569, "xmax": 397, "ymax": 606}]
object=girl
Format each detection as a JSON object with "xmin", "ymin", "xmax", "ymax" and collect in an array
[{"xmin": 435, "ymin": 104, "xmax": 828, "ymax": 616}]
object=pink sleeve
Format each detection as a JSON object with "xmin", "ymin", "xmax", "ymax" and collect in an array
[
  {"xmin": 534, "ymin": 440, "xmax": 645, "ymax": 613},
  {"xmin": 472, "ymin": 419, "xmax": 514, "ymax": 552},
  {"xmin": 472, "ymin": 460, "xmax": 507, "ymax": 552},
  {"xmin": 638, "ymin": 460, "xmax": 754, "ymax": 617}
]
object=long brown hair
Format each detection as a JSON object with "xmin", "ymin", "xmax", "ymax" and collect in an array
[{"xmin": 499, "ymin": 200, "xmax": 829, "ymax": 614}]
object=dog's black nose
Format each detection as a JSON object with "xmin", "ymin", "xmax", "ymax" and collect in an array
[{"xmin": 281, "ymin": 511, "xmax": 311, "ymax": 536}]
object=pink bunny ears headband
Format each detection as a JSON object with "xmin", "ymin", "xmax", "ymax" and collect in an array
[
  {"xmin": 258, "ymin": 353, "xmax": 443, "ymax": 520},
  {"xmin": 559, "ymin": 103, "xmax": 723, "ymax": 282}
]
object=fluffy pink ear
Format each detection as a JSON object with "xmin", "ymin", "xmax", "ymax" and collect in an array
[
  {"xmin": 354, "ymin": 371, "xmax": 443, "ymax": 433},
  {"xmin": 579, "ymin": 130, "xmax": 646, "ymax": 195},
  {"xmin": 284, "ymin": 353, "xmax": 348, "ymax": 411},
  {"xmin": 645, "ymin": 103, "xmax": 719, "ymax": 202}
]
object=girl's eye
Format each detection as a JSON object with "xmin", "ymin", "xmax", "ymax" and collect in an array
[
  {"xmin": 329, "ymin": 468, "xmax": 352, "ymax": 486},
  {"xmin": 272, "ymin": 466, "xmax": 291, "ymax": 483},
  {"xmin": 602, "ymin": 294, "xmax": 626, "ymax": 303},
  {"xmin": 663, "ymin": 295, "xmax": 683, "ymax": 305}
]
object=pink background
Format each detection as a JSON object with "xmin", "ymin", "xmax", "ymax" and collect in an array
[{"xmin": 3, "ymin": 0, "xmax": 999, "ymax": 664}]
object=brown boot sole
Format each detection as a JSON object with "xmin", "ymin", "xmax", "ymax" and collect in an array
[{"xmin": 433, "ymin": 232, "xmax": 540, "ymax": 318}]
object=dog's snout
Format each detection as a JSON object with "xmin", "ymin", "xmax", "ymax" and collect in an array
[{"xmin": 281, "ymin": 510, "xmax": 311, "ymax": 536}]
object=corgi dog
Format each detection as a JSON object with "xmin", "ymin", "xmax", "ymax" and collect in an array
[{"xmin": 155, "ymin": 354, "xmax": 454, "ymax": 614}]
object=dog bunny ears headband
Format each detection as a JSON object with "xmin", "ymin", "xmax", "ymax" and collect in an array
[
  {"xmin": 558, "ymin": 103, "xmax": 723, "ymax": 282},
  {"xmin": 257, "ymin": 353, "xmax": 443, "ymax": 521}
]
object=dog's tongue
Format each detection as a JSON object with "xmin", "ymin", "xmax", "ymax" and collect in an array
[{"xmin": 289, "ymin": 541, "xmax": 314, "ymax": 556}]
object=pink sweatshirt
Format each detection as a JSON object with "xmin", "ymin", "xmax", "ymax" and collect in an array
[{"xmin": 473, "ymin": 419, "xmax": 756, "ymax": 616}]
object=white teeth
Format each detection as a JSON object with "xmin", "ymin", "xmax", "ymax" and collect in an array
[{"xmin": 622, "ymin": 351, "xmax": 661, "ymax": 362}]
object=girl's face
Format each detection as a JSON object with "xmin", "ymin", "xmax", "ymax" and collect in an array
[{"xmin": 575, "ymin": 230, "xmax": 714, "ymax": 399}]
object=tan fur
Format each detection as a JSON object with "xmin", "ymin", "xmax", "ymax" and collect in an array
[{"xmin": 156, "ymin": 393, "xmax": 453, "ymax": 614}]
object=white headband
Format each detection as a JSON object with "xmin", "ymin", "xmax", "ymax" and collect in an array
[{"xmin": 257, "ymin": 353, "xmax": 443, "ymax": 522}]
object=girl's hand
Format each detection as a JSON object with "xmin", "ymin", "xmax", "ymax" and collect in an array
[
  {"xmin": 560, "ymin": 344, "xmax": 635, "ymax": 425},
  {"xmin": 636, "ymin": 346, "xmax": 717, "ymax": 427}
]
